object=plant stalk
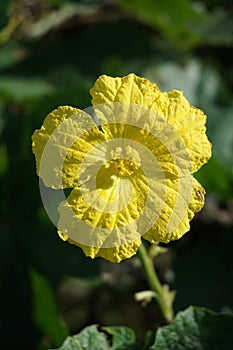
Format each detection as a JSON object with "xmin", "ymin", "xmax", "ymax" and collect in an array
[{"xmin": 137, "ymin": 242, "xmax": 174, "ymax": 323}]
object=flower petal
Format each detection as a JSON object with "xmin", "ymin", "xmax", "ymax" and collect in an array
[
  {"xmin": 58, "ymin": 230, "xmax": 141, "ymax": 263},
  {"xmin": 57, "ymin": 177, "xmax": 144, "ymax": 262},
  {"xmin": 90, "ymin": 73, "xmax": 211, "ymax": 173},
  {"xmin": 143, "ymin": 177, "xmax": 205, "ymax": 243},
  {"xmin": 90, "ymin": 73, "xmax": 161, "ymax": 106},
  {"xmin": 32, "ymin": 105, "xmax": 104, "ymax": 188},
  {"xmin": 32, "ymin": 74, "xmax": 211, "ymax": 262},
  {"xmin": 57, "ymin": 172, "xmax": 147, "ymax": 252},
  {"xmin": 91, "ymin": 102, "xmax": 192, "ymax": 178}
]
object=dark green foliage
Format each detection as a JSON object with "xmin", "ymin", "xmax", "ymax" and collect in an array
[
  {"xmin": 50, "ymin": 325, "xmax": 140, "ymax": 350},
  {"xmin": 149, "ymin": 306, "xmax": 233, "ymax": 350},
  {"xmin": 0, "ymin": 0, "xmax": 232, "ymax": 349},
  {"xmin": 49, "ymin": 307, "xmax": 233, "ymax": 350}
]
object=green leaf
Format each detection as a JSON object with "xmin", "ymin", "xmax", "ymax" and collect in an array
[
  {"xmin": 0, "ymin": 42, "xmax": 26, "ymax": 70},
  {"xmin": 30, "ymin": 269, "xmax": 68, "ymax": 348},
  {"xmin": 50, "ymin": 325, "xmax": 140, "ymax": 350},
  {"xmin": 53, "ymin": 325, "xmax": 109, "ymax": 350},
  {"xmin": 104, "ymin": 326, "xmax": 139, "ymax": 350},
  {"xmin": 148, "ymin": 306, "xmax": 233, "ymax": 350},
  {"xmin": 119, "ymin": 0, "xmax": 203, "ymax": 48},
  {"xmin": 143, "ymin": 331, "xmax": 156, "ymax": 349},
  {"xmin": 193, "ymin": 12, "xmax": 233, "ymax": 46},
  {"xmin": 0, "ymin": 76, "xmax": 54, "ymax": 102},
  {"xmin": 27, "ymin": 2, "xmax": 98, "ymax": 40}
]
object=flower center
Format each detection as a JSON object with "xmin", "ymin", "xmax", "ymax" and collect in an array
[{"xmin": 107, "ymin": 146, "xmax": 141, "ymax": 177}]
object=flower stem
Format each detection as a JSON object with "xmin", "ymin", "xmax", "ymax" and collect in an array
[{"xmin": 137, "ymin": 242, "xmax": 174, "ymax": 323}]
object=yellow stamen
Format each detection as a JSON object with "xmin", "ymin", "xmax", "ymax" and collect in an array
[{"xmin": 108, "ymin": 146, "xmax": 141, "ymax": 177}]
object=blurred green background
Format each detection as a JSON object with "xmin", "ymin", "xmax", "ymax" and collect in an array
[{"xmin": 0, "ymin": 0, "xmax": 233, "ymax": 349}]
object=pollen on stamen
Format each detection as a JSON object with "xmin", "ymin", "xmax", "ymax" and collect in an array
[{"xmin": 108, "ymin": 146, "xmax": 141, "ymax": 177}]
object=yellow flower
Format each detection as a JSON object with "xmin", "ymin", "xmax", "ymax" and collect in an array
[{"xmin": 32, "ymin": 73, "xmax": 211, "ymax": 262}]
